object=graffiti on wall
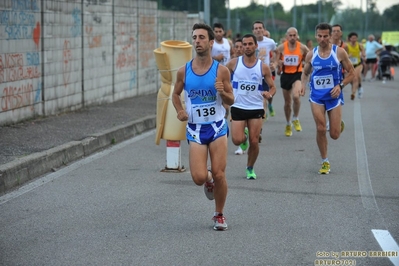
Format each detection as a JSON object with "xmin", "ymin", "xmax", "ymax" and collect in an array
[
  {"xmin": 0, "ymin": 0, "xmax": 199, "ymax": 125},
  {"xmin": 1, "ymin": 82, "xmax": 35, "ymax": 111},
  {"xmin": 71, "ymin": 8, "xmax": 81, "ymax": 37},
  {"xmin": 0, "ymin": 0, "xmax": 39, "ymax": 41},
  {"xmin": 35, "ymin": 81, "xmax": 42, "ymax": 103},
  {"xmin": 0, "ymin": 0, "xmax": 42, "ymax": 114},
  {"xmin": 115, "ymin": 22, "xmax": 137, "ymax": 70},
  {"xmin": 0, "ymin": 52, "xmax": 41, "ymax": 111},
  {"xmin": 10, "ymin": 0, "xmax": 39, "ymax": 10},
  {"xmin": 62, "ymin": 40, "xmax": 72, "ymax": 87},
  {"xmin": 1, "ymin": 53, "xmax": 40, "ymax": 83},
  {"xmin": 129, "ymin": 71, "xmax": 137, "ymax": 90},
  {"xmin": 0, "ymin": 56, "xmax": 3, "ymax": 84},
  {"xmin": 86, "ymin": 26, "xmax": 102, "ymax": 49},
  {"xmin": 139, "ymin": 16, "xmax": 156, "ymax": 68}
]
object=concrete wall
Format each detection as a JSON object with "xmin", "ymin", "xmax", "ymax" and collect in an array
[{"xmin": 0, "ymin": 0, "xmax": 201, "ymax": 125}]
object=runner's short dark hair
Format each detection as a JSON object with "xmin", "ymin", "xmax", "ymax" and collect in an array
[{"xmin": 192, "ymin": 23, "xmax": 214, "ymax": 40}]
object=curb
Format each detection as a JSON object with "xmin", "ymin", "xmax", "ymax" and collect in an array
[{"xmin": 0, "ymin": 115, "xmax": 156, "ymax": 195}]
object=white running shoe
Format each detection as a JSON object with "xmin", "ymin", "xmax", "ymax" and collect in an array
[
  {"xmin": 358, "ymin": 87, "xmax": 364, "ymax": 99},
  {"xmin": 212, "ymin": 215, "xmax": 228, "ymax": 231},
  {"xmin": 234, "ymin": 146, "xmax": 244, "ymax": 155}
]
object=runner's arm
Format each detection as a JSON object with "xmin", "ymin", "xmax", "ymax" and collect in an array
[
  {"xmin": 228, "ymin": 39, "xmax": 234, "ymax": 58},
  {"xmin": 215, "ymin": 65, "xmax": 235, "ymax": 106},
  {"xmin": 262, "ymin": 64, "xmax": 276, "ymax": 98},
  {"xmin": 273, "ymin": 45, "xmax": 283, "ymax": 72},
  {"xmin": 339, "ymin": 47, "xmax": 355, "ymax": 87},
  {"xmin": 172, "ymin": 67, "xmax": 188, "ymax": 121},
  {"xmin": 300, "ymin": 51, "xmax": 313, "ymax": 96}
]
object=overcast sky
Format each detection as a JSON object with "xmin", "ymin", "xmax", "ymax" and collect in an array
[{"xmin": 230, "ymin": 0, "xmax": 397, "ymax": 13}]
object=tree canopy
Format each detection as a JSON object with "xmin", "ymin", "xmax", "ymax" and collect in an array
[{"xmin": 157, "ymin": 0, "xmax": 399, "ymax": 43}]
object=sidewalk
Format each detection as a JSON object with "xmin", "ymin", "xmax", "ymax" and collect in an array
[{"xmin": 0, "ymin": 92, "xmax": 158, "ymax": 194}]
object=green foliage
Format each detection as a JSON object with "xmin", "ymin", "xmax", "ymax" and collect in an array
[
  {"xmin": 382, "ymin": 4, "xmax": 399, "ymax": 29},
  {"xmin": 157, "ymin": 0, "xmax": 398, "ymax": 41}
]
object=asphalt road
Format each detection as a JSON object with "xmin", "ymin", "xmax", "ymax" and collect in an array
[{"xmin": 1, "ymin": 78, "xmax": 398, "ymax": 265}]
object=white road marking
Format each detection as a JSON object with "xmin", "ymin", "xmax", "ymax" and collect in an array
[
  {"xmin": 372, "ymin": 230, "xmax": 399, "ymax": 266},
  {"xmin": 354, "ymin": 101, "xmax": 378, "ymax": 210},
  {"xmin": 354, "ymin": 101, "xmax": 399, "ymax": 265}
]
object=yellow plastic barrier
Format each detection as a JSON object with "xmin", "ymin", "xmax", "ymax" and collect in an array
[{"xmin": 153, "ymin": 40, "xmax": 192, "ymax": 145}]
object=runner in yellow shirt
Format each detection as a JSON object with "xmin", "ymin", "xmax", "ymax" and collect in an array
[{"xmin": 347, "ymin": 32, "xmax": 365, "ymax": 100}]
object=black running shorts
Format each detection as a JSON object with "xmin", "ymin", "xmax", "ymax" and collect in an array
[
  {"xmin": 231, "ymin": 107, "xmax": 265, "ymax": 121},
  {"xmin": 280, "ymin": 72, "xmax": 302, "ymax": 90}
]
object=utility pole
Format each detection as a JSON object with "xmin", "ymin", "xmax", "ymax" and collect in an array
[
  {"xmin": 227, "ymin": 0, "xmax": 231, "ymax": 33},
  {"xmin": 318, "ymin": 0, "xmax": 322, "ymax": 23},
  {"xmin": 365, "ymin": 0, "xmax": 369, "ymax": 35},
  {"xmin": 264, "ymin": 0, "xmax": 267, "ymax": 24},
  {"xmin": 293, "ymin": 0, "xmax": 297, "ymax": 27},
  {"xmin": 204, "ymin": 0, "xmax": 210, "ymax": 25}
]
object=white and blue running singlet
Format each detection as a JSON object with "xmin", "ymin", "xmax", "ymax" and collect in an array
[
  {"xmin": 231, "ymin": 56, "xmax": 264, "ymax": 110},
  {"xmin": 184, "ymin": 59, "xmax": 227, "ymax": 144},
  {"xmin": 309, "ymin": 44, "xmax": 343, "ymax": 101}
]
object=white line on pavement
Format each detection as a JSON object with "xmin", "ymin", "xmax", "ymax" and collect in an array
[
  {"xmin": 354, "ymin": 101, "xmax": 399, "ymax": 265},
  {"xmin": 372, "ymin": 230, "xmax": 399, "ymax": 266},
  {"xmin": 354, "ymin": 101, "xmax": 378, "ymax": 210},
  {"xmin": 0, "ymin": 130, "xmax": 155, "ymax": 205}
]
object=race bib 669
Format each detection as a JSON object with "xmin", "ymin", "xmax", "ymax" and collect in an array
[{"xmin": 237, "ymin": 80, "xmax": 259, "ymax": 95}]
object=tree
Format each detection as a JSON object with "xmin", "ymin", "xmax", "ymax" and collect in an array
[{"xmin": 382, "ymin": 4, "xmax": 399, "ymax": 29}]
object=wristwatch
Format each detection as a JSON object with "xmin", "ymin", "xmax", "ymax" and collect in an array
[{"xmin": 339, "ymin": 82, "xmax": 345, "ymax": 90}]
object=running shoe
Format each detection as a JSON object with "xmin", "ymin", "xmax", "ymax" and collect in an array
[
  {"xmin": 204, "ymin": 170, "xmax": 214, "ymax": 200},
  {"xmin": 246, "ymin": 168, "xmax": 257, "ymax": 180},
  {"xmin": 212, "ymin": 214, "xmax": 228, "ymax": 231},
  {"xmin": 292, "ymin": 119, "xmax": 302, "ymax": 132},
  {"xmin": 358, "ymin": 87, "xmax": 364, "ymax": 99},
  {"xmin": 234, "ymin": 146, "xmax": 244, "ymax": 155},
  {"xmin": 239, "ymin": 127, "xmax": 249, "ymax": 151},
  {"xmin": 319, "ymin": 161, "xmax": 330, "ymax": 174},
  {"xmin": 351, "ymin": 93, "xmax": 355, "ymax": 100},
  {"xmin": 285, "ymin": 125, "xmax": 292, "ymax": 137},
  {"xmin": 268, "ymin": 104, "xmax": 275, "ymax": 117}
]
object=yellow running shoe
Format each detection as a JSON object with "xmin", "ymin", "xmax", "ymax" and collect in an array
[
  {"xmin": 319, "ymin": 161, "xmax": 330, "ymax": 174},
  {"xmin": 292, "ymin": 119, "xmax": 302, "ymax": 132},
  {"xmin": 341, "ymin": 120, "xmax": 345, "ymax": 133},
  {"xmin": 285, "ymin": 125, "xmax": 292, "ymax": 137}
]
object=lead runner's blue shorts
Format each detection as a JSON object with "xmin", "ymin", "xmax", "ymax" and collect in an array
[
  {"xmin": 186, "ymin": 119, "xmax": 228, "ymax": 145},
  {"xmin": 309, "ymin": 94, "xmax": 344, "ymax": 111}
]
